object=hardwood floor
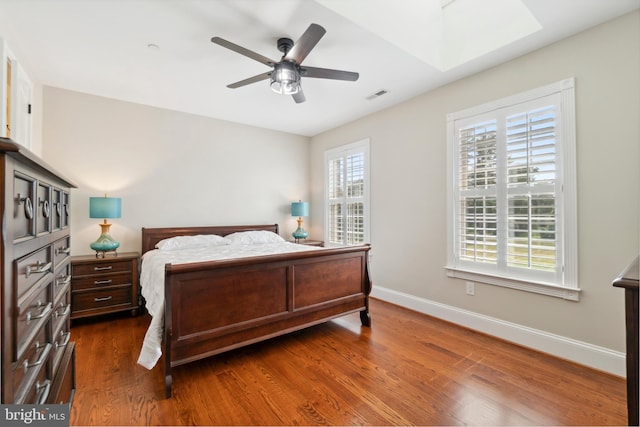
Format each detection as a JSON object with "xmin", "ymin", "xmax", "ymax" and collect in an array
[{"xmin": 69, "ymin": 298, "xmax": 627, "ymax": 426}]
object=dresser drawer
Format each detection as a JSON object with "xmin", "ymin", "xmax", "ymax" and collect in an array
[
  {"xmin": 51, "ymin": 306, "xmax": 71, "ymax": 374},
  {"xmin": 48, "ymin": 342, "xmax": 75, "ymax": 405},
  {"xmin": 13, "ymin": 327, "xmax": 52, "ymax": 404},
  {"xmin": 16, "ymin": 245, "xmax": 53, "ymax": 301},
  {"xmin": 13, "ymin": 170, "xmax": 37, "ymax": 243},
  {"xmin": 54, "ymin": 263, "xmax": 71, "ymax": 303},
  {"xmin": 61, "ymin": 191, "xmax": 71, "ymax": 229},
  {"xmin": 71, "ymin": 272, "xmax": 133, "ymax": 291},
  {"xmin": 52, "ymin": 291, "xmax": 71, "ymax": 340},
  {"xmin": 16, "ymin": 281, "xmax": 53, "ymax": 360},
  {"xmin": 72, "ymin": 258, "xmax": 133, "ymax": 276},
  {"xmin": 52, "ymin": 188, "xmax": 64, "ymax": 231},
  {"xmin": 15, "ymin": 360, "xmax": 52, "ymax": 404},
  {"xmin": 36, "ymin": 181, "xmax": 52, "ymax": 236},
  {"xmin": 53, "ymin": 236, "xmax": 71, "ymax": 270},
  {"xmin": 72, "ymin": 286, "xmax": 132, "ymax": 313}
]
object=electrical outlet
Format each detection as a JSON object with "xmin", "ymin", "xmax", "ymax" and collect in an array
[{"xmin": 465, "ymin": 281, "xmax": 475, "ymax": 295}]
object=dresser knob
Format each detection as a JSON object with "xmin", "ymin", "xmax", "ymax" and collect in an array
[{"xmin": 17, "ymin": 194, "xmax": 34, "ymax": 220}]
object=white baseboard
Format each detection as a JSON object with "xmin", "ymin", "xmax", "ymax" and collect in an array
[{"xmin": 370, "ymin": 286, "xmax": 626, "ymax": 377}]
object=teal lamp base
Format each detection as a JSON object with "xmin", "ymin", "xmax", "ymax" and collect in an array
[
  {"xmin": 90, "ymin": 221, "xmax": 120, "ymax": 258},
  {"xmin": 292, "ymin": 217, "xmax": 308, "ymax": 243}
]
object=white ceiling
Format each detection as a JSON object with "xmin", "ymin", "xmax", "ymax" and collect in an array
[{"xmin": 0, "ymin": 0, "xmax": 638, "ymax": 136}]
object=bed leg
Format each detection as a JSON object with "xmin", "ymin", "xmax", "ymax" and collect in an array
[
  {"xmin": 165, "ymin": 373, "xmax": 172, "ymax": 398},
  {"xmin": 360, "ymin": 309, "xmax": 371, "ymax": 327}
]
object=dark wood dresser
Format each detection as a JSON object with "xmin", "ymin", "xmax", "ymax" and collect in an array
[
  {"xmin": 0, "ymin": 137, "xmax": 77, "ymax": 405},
  {"xmin": 613, "ymin": 256, "xmax": 639, "ymax": 426}
]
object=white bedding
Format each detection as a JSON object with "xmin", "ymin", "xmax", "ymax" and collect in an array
[{"xmin": 137, "ymin": 241, "xmax": 321, "ymax": 369}]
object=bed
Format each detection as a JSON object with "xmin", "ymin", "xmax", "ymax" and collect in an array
[{"xmin": 137, "ymin": 224, "xmax": 372, "ymax": 398}]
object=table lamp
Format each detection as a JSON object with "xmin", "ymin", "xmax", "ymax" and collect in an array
[
  {"xmin": 291, "ymin": 201, "xmax": 309, "ymax": 242},
  {"xmin": 89, "ymin": 195, "xmax": 121, "ymax": 257}
]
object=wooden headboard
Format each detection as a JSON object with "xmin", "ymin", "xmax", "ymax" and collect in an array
[{"xmin": 141, "ymin": 224, "xmax": 279, "ymax": 254}]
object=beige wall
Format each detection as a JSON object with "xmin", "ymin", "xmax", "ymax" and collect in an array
[
  {"xmin": 310, "ymin": 11, "xmax": 639, "ymax": 358},
  {"xmin": 42, "ymin": 87, "xmax": 310, "ymax": 255}
]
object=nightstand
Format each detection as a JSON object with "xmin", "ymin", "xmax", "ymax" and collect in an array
[
  {"xmin": 70, "ymin": 252, "xmax": 140, "ymax": 320},
  {"xmin": 291, "ymin": 239, "xmax": 324, "ymax": 247}
]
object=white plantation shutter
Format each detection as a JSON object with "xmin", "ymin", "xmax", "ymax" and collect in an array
[
  {"xmin": 458, "ymin": 120, "xmax": 498, "ymax": 264},
  {"xmin": 328, "ymin": 157, "xmax": 344, "ymax": 243},
  {"xmin": 447, "ymin": 79, "xmax": 578, "ymax": 299},
  {"xmin": 506, "ymin": 106, "xmax": 558, "ymax": 272},
  {"xmin": 325, "ymin": 140, "xmax": 370, "ymax": 246}
]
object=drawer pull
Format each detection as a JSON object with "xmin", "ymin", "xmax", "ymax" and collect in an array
[
  {"xmin": 56, "ymin": 330, "xmax": 71, "ymax": 349},
  {"xmin": 36, "ymin": 380, "xmax": 51, "ymax": 404},
  {"xmin": 17, "ymin": 193, "xmax": 34, "ymax": 220},
  {"xmin": 25, "ymin": 343, "xmax": 51, "ymax": 369},
  {"xmin": 40, "ymin": 198, "xmax": 50, "ymax": 218},
  {"xmin": 26, "ymin": 260, "xmax": 52, "ymax": 277},
  {"xmin": 55, "ymin": 201, "xmax": 62, "ymax": 216},
  {"xmin": 56, "ymin": 246, "xmax": 71, "ymax": 255},
  {"xmin": 94, "ymin": 279, "xmax": 112, "ymax": 285},
  {"xmin": 56, "ymin": 275, "xmax": 71, "ymax": 286},
  {"xmin": 26, "ymin": 302, "xmax": 53, "ymax": 323},
  {"xmin": 93, "ymin": 265, "xmax": 113, "ymax": 271},
  {"xmin": 94, "ymin": 296, "xmax": 113, "ymax": 302},
  {"xmin": 55, "ymin": 303, "xmax": 71, "ymax": 318},
  {"xmin": 25, "ymin": 342, "xmax": 52, "ymax": 371}
]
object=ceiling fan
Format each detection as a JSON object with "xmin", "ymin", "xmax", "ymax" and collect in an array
[{"xmin": 211, "ymin": 23, "xmax": 359, "ymax": 104}]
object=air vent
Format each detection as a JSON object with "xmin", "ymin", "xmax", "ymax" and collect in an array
[{"xmin": 366, "ymin": 89, "xmax": 388, "ymax": 100}]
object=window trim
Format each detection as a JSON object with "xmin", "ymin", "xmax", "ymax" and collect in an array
[
  {"xmin": 445, "ymin": 78, "xmax": 579, "ymax": 300},
  {"xmin": 323, "ymin": 138, "xmax": 371, "ymax": 247}
]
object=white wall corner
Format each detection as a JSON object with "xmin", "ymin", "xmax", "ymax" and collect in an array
[{"xmin": 370, "ymin": 286, "xmax": 626, "ymax": 377}]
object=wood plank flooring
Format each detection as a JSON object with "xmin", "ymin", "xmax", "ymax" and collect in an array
[{"xmin": 69, "ymin": 298, "xmax": 627, "ymax": 426}]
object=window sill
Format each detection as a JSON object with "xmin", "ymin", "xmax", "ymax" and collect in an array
[{"xmin": 444, "ymin": 266, "xmax": 581, "ymax": 301}]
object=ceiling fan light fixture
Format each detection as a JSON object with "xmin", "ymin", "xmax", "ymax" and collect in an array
[{"xmin": 270, "ymin": 61, "xmax": 301, "ymax": 95}]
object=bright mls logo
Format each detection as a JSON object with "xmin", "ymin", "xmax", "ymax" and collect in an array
[{"xmin": 2, "ymin": 405, "xmax": 69, "ymax": 427}]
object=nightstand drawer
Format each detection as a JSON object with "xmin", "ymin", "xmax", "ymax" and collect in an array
[
  {"xmin": 72, "ymin": 259, "xmax": 133, "ymax": 276},
  {"xmin": 72, "ymin": 286, "xmax": 132, "ymax": 313},
  {"xmin": 71, "ymin": 272, "xmax": 132, "ymax": 291}
]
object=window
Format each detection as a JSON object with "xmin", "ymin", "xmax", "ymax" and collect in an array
[
  {"xmin": 446, "ymin": 78, "xmax": 578, "ymax": 300},
  {"xmin": 324, "ymin": 139, "xmax": 370, "ymax": 246}
]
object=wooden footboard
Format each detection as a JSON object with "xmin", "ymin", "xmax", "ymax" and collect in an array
[{"xmin": 141, "ymin": 225, "xmax": 372, "ymax": 398}]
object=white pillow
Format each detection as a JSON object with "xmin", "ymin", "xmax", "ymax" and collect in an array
[
  {"xmin": 225, "ymin": 230, "xmax": 285, "ymax": 245},
  {"xmin": 155, "ymin": 234, "xmax": 231, "ymax": 251}
]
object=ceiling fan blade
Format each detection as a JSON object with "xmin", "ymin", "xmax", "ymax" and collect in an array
[
  {"xmin": 211, "ymin": 36, "xmax": 277, "ymax": 67},
  {"xmin": 300, "ymin": 66, "xmax": 359, "ymax": 81},
  {"xmin": 227, "ymin": 72, "xmax": 271, "ymax": 89},
  {"xmin": 284, "ymin": 23, "xmax": 326, "ymax": 65},
  {"xmin": 292, "ymin": 90, "xmax": 306, "ymax": 103}
]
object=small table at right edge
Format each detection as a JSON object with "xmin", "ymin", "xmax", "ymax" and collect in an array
[{"xmin": 613, "ymin": 256, "xmax": 639, "ymax": 426}]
